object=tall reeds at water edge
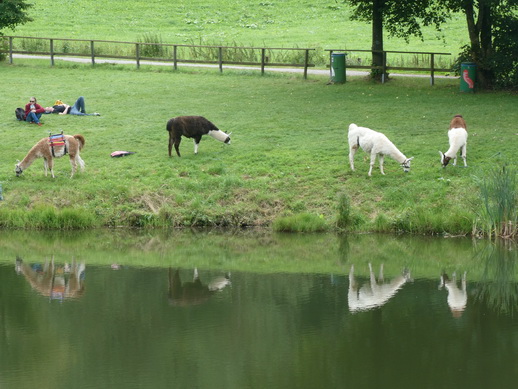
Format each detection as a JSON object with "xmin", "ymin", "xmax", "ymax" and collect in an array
[{"xmin": 475, "ymin": 164, "xmax": 517, "ymax": 239}]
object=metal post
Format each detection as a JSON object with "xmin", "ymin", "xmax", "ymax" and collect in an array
[
  {"xmin": 90, "ymin": 40, "xmax": 95, "ymax": 65},
  {"xmin": 173, "ymin": 45, "xmax": 177, "ymax": 70},
  {"xmin": 50, "ymin": 39, "xmax": 54, "ymax": 66}
]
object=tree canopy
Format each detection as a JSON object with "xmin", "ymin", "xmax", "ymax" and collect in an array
[{"xmin": 0, "ymin": 0, "xmax": 33, "ymax": 34}]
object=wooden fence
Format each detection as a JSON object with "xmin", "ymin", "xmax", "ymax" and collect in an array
[
  {"xmin": 326, "ymin": 49, "xmax": 452, "ymax": 85},
  {"xmin": 1, "ymin": 36, "xmax": 453, "ymax": 83},
  {"xmin": 2, "ymin": 36, "xmax": 316, "ymax": 79}
]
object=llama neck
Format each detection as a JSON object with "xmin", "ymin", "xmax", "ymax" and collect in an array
[
  {"xmin": 19, "ymin": 144, "xmax": 43, "ymax": 170},
  {"xmin": 390, "ymin": 148, "xmax": 407, "ymax": 164}
]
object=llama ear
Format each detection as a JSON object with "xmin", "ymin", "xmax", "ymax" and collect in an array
[{"xmin": 407, "ymin": 157, "xmax": 414, "ymax": 161}]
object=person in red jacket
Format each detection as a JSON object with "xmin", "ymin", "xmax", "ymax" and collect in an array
[{"xmin": 24, "ymin": 97, "xmax": 45, "ymax": 126}]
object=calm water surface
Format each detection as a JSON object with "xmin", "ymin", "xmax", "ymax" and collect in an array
[{"xmin": 0, "ymin": 230, "xmax": 516, "ymax": 389}]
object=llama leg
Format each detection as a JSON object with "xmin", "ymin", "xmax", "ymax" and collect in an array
[
  {"xmin": 368, "ymin": 153, "xmax": 377, "ymax": 176},
  {"xmin": 43, "ymin": 158, "xmax": 49, "ymax": 177},
  {"xmin": 193, "ymin": 139, "xmax": 199, "ymax": 154},
  {"xmin": 48, "ymin": 159, "xmax": 55, "ymax": 178},
  {"xmin": 77, "ymin": 155, "xmax": 85, "ymax": 172},
  {"xmin": 461, "ymin": 145, "xmax": 467, "ymax": 167},
  {"xmin": 378, "ymin": 155, "xmax": 385, "ymax": 175},
  {"xmin": 69, "ymin": 156, "xmax": 77, "ymax": 178},
  {"xmin": 174, "ymin": 139, "xmax": 182, "ymax": 157},
  {"xmin": 168, "ymin": 135, "xmax": 173, "ymax": 157},
  {"xmin": 349, "ymin": 146, "xmax": 357, "ymax": 171}
]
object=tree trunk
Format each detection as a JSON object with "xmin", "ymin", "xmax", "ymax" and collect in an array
[
  {"xmin": 464, "ymin": 0, "xmax": 494, "ymax": 88},
  {"xmin": 371, "ymin": 0, "xmax": 385, "ymax": 80}
]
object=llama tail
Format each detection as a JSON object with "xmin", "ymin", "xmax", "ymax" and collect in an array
[
  {"xmin": 166, "ymin": 118, "xmax": 174, "ymax": 132},
  {"xmin": 74, "ymin": 134, "xmax": 86, "ymax": 149}
]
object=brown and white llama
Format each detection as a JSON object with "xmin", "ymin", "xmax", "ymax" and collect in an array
[
  {"xmin": 166, "ymin": 116, "xmax": 231, "ymax": 157},
  {"xmin": 440, "ymin": 115, "xmax": 468, "ymax": 167},
  {"xmin": 15, "ymin": 134, "xmax": 86, "ymax": 178}
]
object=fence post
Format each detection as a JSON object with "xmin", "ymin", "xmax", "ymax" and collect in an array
[
  {"xmin": 430, "ymin": 53, "xmax": 435, "ymax": 86},
  {"xmin": 381, "ymin": 51, "xmax": 387, "ymax": 84},
  {"xmin": 90, "ymin": 40, "xmax": 95, "ymax": 65},
  {"xmin": 136, "ymin": 43, "xmax": 140, "ymax": 69},
  {"xmin": 218, "ymin": 47, "xmax": 223, "ymax": 73},
  {"xmin": 9, "ymin": 36, "xmax": 13, "ymax": 64},
  {"xmin": 50, "ymin": 39, "xmax": 54, "ymax": 66},
  {"xmin": 173, "ymin": 45, "xmax": 177, "ymax": 70},
  {"xmin": 261, "ymin": 48, "xmax": 266, "ymax": 75},
  {"xmin": 304, "ymin": 49, "xmax": 309, "ymax": 80}
]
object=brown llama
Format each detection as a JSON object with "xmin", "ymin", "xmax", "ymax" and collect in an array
[
  {"xmin": 449, "ymin": 114, "xmax": 467, "ymax": 131},
  {"xmin": 15, "ymin": 134, "xmax": 86, "ymax": 178}
]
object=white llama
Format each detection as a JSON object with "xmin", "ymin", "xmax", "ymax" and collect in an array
[
  {"xmin": 440, "ymin": 115, "xmax": 468, "ymax": 167},
  {"xmin": 348, "ymin": 123, "xmax": 413, "ymax": 176}
]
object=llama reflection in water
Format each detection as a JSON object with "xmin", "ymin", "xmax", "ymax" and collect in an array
[
  {"xmin": 439, "ymin": 272, "xmax": 467, "ymax": 317},
  {"xmin": 348, "ymin": 263, "xmax": 412, "ymax": 312},
  {"xmin": 168, "ymin": 268, "xmax": 231, "ymax": 307},
  {"xmin": 15, "ymin": 256, "xmax": 86, "ymax": 300}
]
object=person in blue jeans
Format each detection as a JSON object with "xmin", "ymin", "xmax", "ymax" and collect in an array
[
  {"xmin": 44, "ymin": 96, "xmax": 100, "ymax": 116},
  {"xmin": 24, "ymin": 97, "xmax": 45, "ymax": 126}
]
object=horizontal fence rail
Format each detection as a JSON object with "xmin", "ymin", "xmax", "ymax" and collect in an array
[
  {"xmin": 2, "ymin": 36, "xmax": 316, "ymax": 79},
  {"xmin": 326, "ymin": 49, "xmax": 452, "ymax": 85}
]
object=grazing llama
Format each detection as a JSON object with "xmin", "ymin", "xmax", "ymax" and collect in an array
[
  {"xmin": 439, "ymin": 272, "xmax": 467, "ymax": 317},
  {"xmin": 348, "ymin": 263, "xmax": 412, "ymax": 312},
  {"xmin": 15, "ymin": 134, "xmax": 85, "ymax": 178},
  {"xmin": 168, "ymin": 268, "xmax": 231, "ymax": 306},
  {"xmin": 166, "ymin": 116, "xmax": 231, "ymax": 157},
  {"xmin": 348, "ymin": 123, "xmax": 413, "ymax": 176},
  {"xmin": 440, "ymin": 115, "xmax": 468, "ymax": 167}
]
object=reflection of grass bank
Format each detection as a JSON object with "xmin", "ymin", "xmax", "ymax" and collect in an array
[{"xmin": 0, "ymin": 229, "xmax": 494, "ymax": 278}]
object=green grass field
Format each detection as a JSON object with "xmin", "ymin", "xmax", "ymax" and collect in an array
[
  {"xmin": 1, "ymin": 0, "xmax": 516, "ymax": 234},
  {"xmin": 1, "ymin": 60, "xmax": 516, "ymax": 233},
  {"xmin": 10, "ymin": 0, "xmax": 468, "ymax": 56}
]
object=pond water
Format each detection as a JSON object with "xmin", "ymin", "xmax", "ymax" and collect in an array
[{"xmin": 0, "ymin": 230, "xmax": 517, "ymax": 389}]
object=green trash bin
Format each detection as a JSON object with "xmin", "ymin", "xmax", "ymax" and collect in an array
[
  {"xmin": 331, "ymin": 53, "xmax": 346, "ymax": 84},
  {"xmin": 460, "ymin": 62, "xmax": 476, "ymax": 92}
]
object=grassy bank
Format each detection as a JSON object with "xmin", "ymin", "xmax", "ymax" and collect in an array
[{"xmin": 1, "ymin": 61, "xmax": 516, "ymax": 234}]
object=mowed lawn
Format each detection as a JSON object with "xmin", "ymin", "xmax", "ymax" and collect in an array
[{"xmin": 0, "ymin": 59, "xmax": 516, "ymax": 231}]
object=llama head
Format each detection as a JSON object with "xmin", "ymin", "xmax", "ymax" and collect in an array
[
  {"xmin": 208, "ymin": 130, "xmax": 231, "ymax": 144},
  {"xmin": 401, "ymin": 157, "xmax": 413, "ymax": 173},
  {"xmin": 15, "ymin": 160, "xmax": 23, "ymax": 177},
  {"xmin": 439, "ymin": 151, "xmax": 451, "ymax": 167}
]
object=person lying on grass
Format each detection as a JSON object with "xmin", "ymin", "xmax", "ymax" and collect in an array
[{"xmin": 44, "ymin": 96, "xmax": 100, "ymax": 116}]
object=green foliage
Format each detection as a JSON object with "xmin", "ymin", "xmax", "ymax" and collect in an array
[
  {"xmin": 0, "ymin": 0, "xmax": 33, "ymax": 34},
  {"xmin": 475, "ymin": 164, "xmax": 517, "ymax": 239}
]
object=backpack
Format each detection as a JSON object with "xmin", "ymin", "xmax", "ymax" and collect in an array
[{"xmin": 15, "ymin": 108, "xmax": 26, "ymax": 121}]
